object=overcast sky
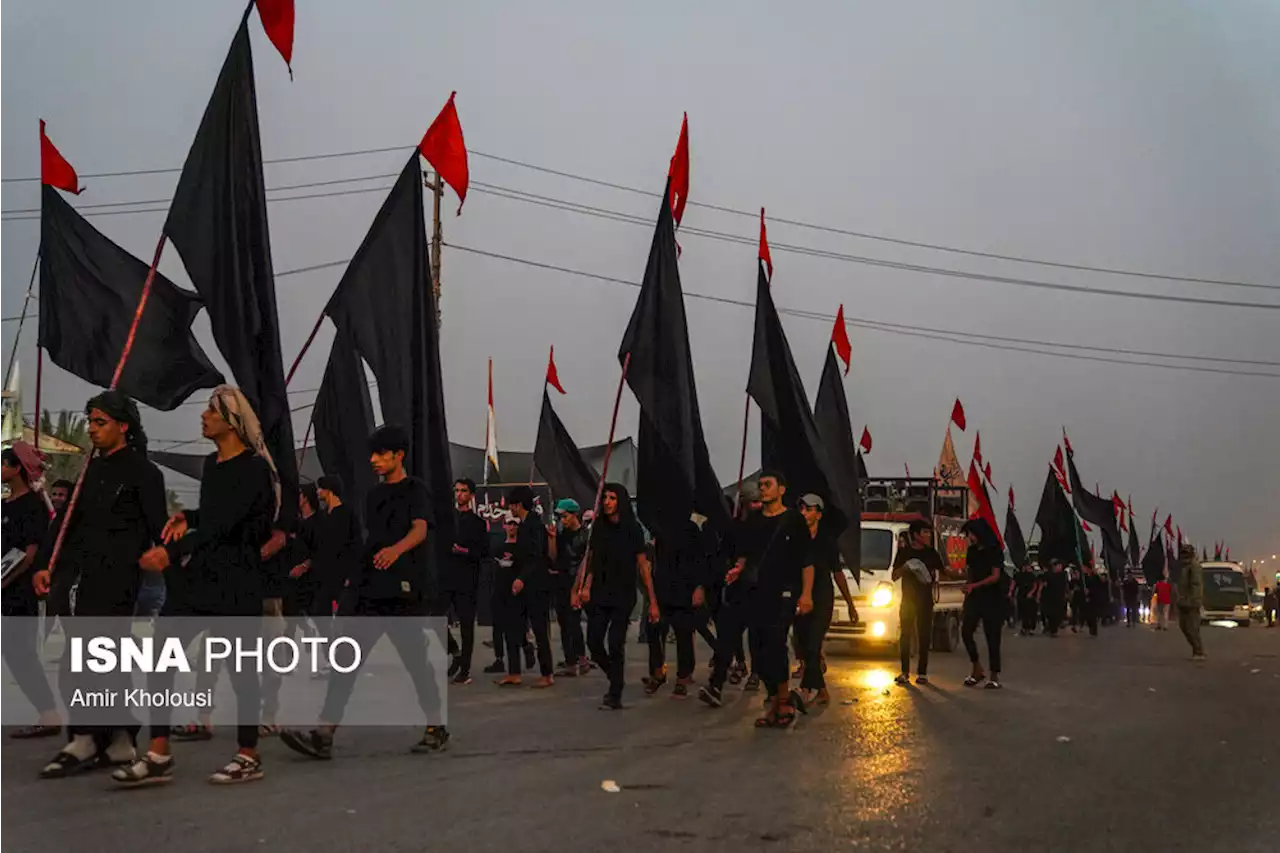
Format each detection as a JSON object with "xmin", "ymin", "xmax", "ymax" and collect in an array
[{"xmin": 3, "ymin": 1, "xmax": 1277, "ymax": 561}]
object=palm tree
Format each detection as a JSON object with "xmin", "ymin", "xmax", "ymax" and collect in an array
[{"xmin": 39, "ymin": 409, "xmax": 89, "ymax": 483}]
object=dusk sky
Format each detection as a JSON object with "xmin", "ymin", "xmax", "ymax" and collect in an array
[{"xmin": 3, "ymin": 1, "xmax": 1276, "ymax": 561}]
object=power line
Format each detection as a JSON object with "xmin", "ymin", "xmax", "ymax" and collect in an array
[
  {"xmin": 11, "ymin": 176, "xmax": 1274, "ymax": 310},
  {"xmin": 447, "ymin": 243, "xmax": 1280, "ymax": 379},
  {"xmin": 2, "ymin": 141, "xmax": 1269, "ymax": 291}
]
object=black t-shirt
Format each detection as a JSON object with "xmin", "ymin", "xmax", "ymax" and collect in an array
[
  {"xmin": 361, "ymin": 476, "xmax": 431, "ymax": 602},
  {"xmin": 441, "ymin": 509, "xmax": 489, "ymax": 592},
  {"xmin": 736, "ymin": 509, "xmax": 813, "ymax": 608},
  {"xmin": 314, "ymin": 503, "xmax": 363, "ymax": 594},
  {"xmin": 1043, "ymin": 570, "xmax": 1067, "ymax": 602},
  {"xmin": 1015, "ymin": 569, "xmax": 1038, "ymax": 599},
  {"xmin": 964, "ymin": 544, "xmax": 1003, "ymax": 604},
  {"xmin": 893, "ymin": 543, "xmax": 945, "ymax": 605},
  {"xmin": 587, "ymin": 517, "xmax": 647, "ymax": 606},
  {"xmin": 3, "ymin": 491, "xmax": 49, "ymax": 614},
  {"xmin": 550, "ymin": 524, "xmax": 588, "ymax": 590},
  {"xmin": 493, "ymin": 536, "xmax": 519, "ymax": 595},
  {"xmin": 514, "ymin": 513, "xmax": 550, "ymax": 591},
  {"xmin": 808, "ymin": 528, "xmax": 840, "ymax": 605}
]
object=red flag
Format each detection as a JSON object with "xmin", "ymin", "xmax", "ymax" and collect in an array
[
  {"xmin": 40, "ymin": 120, "xmax": 82, "ymax": 194},
  {"xmin": 758, "ymin": 208, "xmax": 772, "ymax": 280},
  {"xmin": 419, "ymin": 92, "xmax": 469, "ymax": 214},
  {"xmin": 859, "ymin": 425, "xmax": 872, "ymax": 454},
  {"xmin": 1176, "ymin": 525, "xmax": 1183, "ymax": 547},
  {"xmin": 668, "ymin": 113, "xmax": 690, "ymax": 227},
  {"xmin": 545, "ymin": 345, "xmax": 566, "ymax": 395},
  {"xmin": 1053, "ymin": 446, "xmax": 1066, "ymax": 476},
  {"xmin": 973, "ymin": 430, "xmax": 983, "ymax": 464},
  {"xmin": 255, "ymin": 0, "xmax": 294, "ymax": 77},
  {"xmin": 1062, "ymin": 426, "xmax": 1073, "ymax": 455},
  {"xmin": 831, "ymin": 305, "xmax": 851, "ymax": 375},
  {"xmin": 1225, "ymin": 547, "xmax": 1230, "ymax": 561},
  {"xmin": 950, "ymin": 398, "xmax": 966, "ymax": 431},
  {"xmin": 984, "ymin": 461, "xmax": 993, "ymax": 482},
  {"xmin": 1163, "ymin": 515, "xmax": 1174, "ymax": 537},
  {"xmin": 967, "ymin": 460, "xmax": 1005, "ymax": 550},
  {"xmin": 1008, "ymin": 486, "xmax": 1016, "ymax": 510},
  {"xmin": 1082, "ymin": 520, "xmax": 1093, "ymax": 532},
  {"xmin": 1052, "ymin": 464, "xmax": 1071, "ymax": 495}
]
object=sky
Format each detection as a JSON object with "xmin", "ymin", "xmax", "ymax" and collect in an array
[{"xmin": 2, "ymin": 1, "xmax": 1277, "ymax": 563}]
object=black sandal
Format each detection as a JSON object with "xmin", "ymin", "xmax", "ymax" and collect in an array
[
  {"xmin": 789, "ymin": 689, "xmax": 809, "ymax": 716},
  {"xmin": 10, "ymin": 724, "xmax": 61, "ymax": 740},
  {"xmin": 755, "ymin": 705, "xmax": 797, "ymax": 728},
  {"xmin": 171, "ymin": 722, "xmax": 213, "ymax": 742},
  {"xmin": 963, "ymin": 674, "xmax": 986, "ymax": 687},
  {"xmin": 644, "ymin": 674, "xmax": 667, "ymax": 695},
  {"xmin": 39, "ymin": 750, "xmax": 96, "ymax": 780}
]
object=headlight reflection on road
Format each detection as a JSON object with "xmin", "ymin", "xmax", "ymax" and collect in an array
[
  {"xmin": 1209, "ymin": 620, "xmax": 1238, "ymax": 629},
  {"xmin": 864, "ymin": 669, "xmax": 894, "ymax": 690}
]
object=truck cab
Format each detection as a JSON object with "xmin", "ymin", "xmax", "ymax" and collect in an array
[{"xmin": 828, "ymin": 477, "xmax": 970, "ymax": 653}]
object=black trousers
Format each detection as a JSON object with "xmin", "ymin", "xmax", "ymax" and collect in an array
[
  {"xmin": 754, "ymin": 600, "xmax": 797, "ymax": 697},
  {"xmin": 430, "ymin": 587, "xmax": 478, "ymax": 676},
  {"xmin": 586, "ymin": 600, "xmax": 632, "ymax": 700},
  {"xmin": 503, "ymin": 589, "xmax": 552, "ymax": 677},
  {"xmin": 1018, "ymin": 597, "xmax": 1038, "ymax": 633},
  {"xmin": 899, "ymin": 597, "xmax": 934, "ymax": 677},
  {"xmin": 710, "ymin": 599, "xmax": 749, "ymax": 689},
  {"xmin": 794, "ymin": 595, "xmax": 833, "ymax": 690},
  {"xmin": 320, "ymin": 597, "xmax": 443, "ymax": 726},
  {"xmin": 551, "ymin": 585, "xmax": 585, "ymax": 664},
  {"xmin": 962, "ymin": 597, "xmax": 1003, "ymax": 675},
  {"xmin": 1043, "ymin": 597, "xmax": 1064, "ymax": 634},
  {"xmin": 647, "ymin": 605, "xmax": 697, "ymax": 680},
  {"xmin": 1124, "ymin": 597, "xmax": 1140, "ymax": 627},
  {"xmin": 149, "ymin": 615, "xmax": 260, "ymax": 750}
]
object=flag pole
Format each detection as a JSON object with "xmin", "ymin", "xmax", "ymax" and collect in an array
[
  {"xmin": 3, "ymin": 253, "xmax": 40, "ymax": 389},
  {"xmin": 43, "ymin": 232, "xmax": 168, "ymax": 584},
  {"xmin": 284, "ymin": 311, "xmax": 326, "ymax": 387},
  {"xmin": 528, "ymin": 360, "xmax": 548, "ymax": 487},
  {"xmin": 33, "ymin": 347, "xmax": 43, "ymax": 451},
  {"xmin": 572, "ymin": 353, "xmax": 630, "ymax": 602},
  {"xmin": 429, "ymin": 173, "xmax": 444, "ymax": 329},
  {"xmin": 732, "ymin": 391, "xmax": 751, "ymax": 517}
]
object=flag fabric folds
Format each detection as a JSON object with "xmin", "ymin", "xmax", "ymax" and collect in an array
[
  {"xmin": 1005, "ymin": 502, "xmax": 1028, "ymax": 569},
  {"xmin": 859, "ymin": 426, "xmax": 872, "ymax": 454},
  {"xmin": 667, "ymin": 114, "xmax": 690, "ymax": 227},
  {"xmin": 1140, "ymin": 530, "xmax": 1166, "ymax": 584},
  {"xmin": 545, "ymin": 346, "xmax": 566, "ymax": 395},
  {"xmin": 831, "ymin": 305, "xmax": 852, "ymax": 375},
  {"xmin": 950, "ymin": 398, "xmax": 966, "ymax": 431},
  {"xmin": 163, "ymin": 18, "xmax": 297, "ymax": 526},
  {"xmin": 813, "ymin": 343, "xmax": 862, "ymax": 581},
  {"xmin": 1034, "ymin": 468, "xmax": 1078, "ymax": 566},
  {"xmin": 533, "ymin": 389, "xmax": 599, "ymax": 510},
  {"xmin": 967, "ymin": 461, "xmax": 1004, "ymax": 551},
  {"xmin": 40, "ymin": 120, "xmax": 82, "ymax": 194},
  {"xmin": 618, "ymin": 184, "xmax": 726, "ymax": 539},
  {"xmin": 312, "ymin": 326, "xmax": 377, "ymax": 522},
  {"xmin": 936, "ymin": 427, "xmax": 964, "ymax": 488},
  {"xmin": 418, "ymin": 92, "xmax": 469, "ymax": 214},
  {"xmin": 484, "ymin": 359, "xmax": 501, "ymax": 480},
  {"xmin": 1065, "ymin": 448, "xmax": 1126, "ymax": 570},
  {"xmin": 39, "ymin": 186, "xmax": 223, "ymax": 410},
  {"xmin": 323, "ymin": 153, "xmax": 453, "ymax": 543},
  {"xmin": 1127, "ymin": 513, "xmax": 1141, "ymax": 568},
  {"xmin": 254, "ymin": 0, "xmax": 295, "ymax": 75}
]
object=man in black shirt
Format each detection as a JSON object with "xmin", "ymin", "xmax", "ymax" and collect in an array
[
  {"xmin": 892, "ymin": 518, "xmax": 945, "ymax": 685},
  {"xmin": 702, "ymin": 471, "xmax": 814, "ymax": 727},
  {"xmin": 1042, "ymin": 560, "xmax": 1067, "ymax": 637},
  {"xmin": 577, "ymin": 483, "xmax": 654, "ymax": 710},
  {"xmin": 1122, "ymin": 573, "xmax": 1141, "ymax": 627},
  {"xmin": 646, "ymin": 513, "xmax": 718, "ymax": 698},
  {"xmin": 548, "ymin": 498, "xmax": 590, "ymax": 677},
  {"xmin": 794, "ymin": 495, "xmax": 856, "ymax": 705},
  {"xmin": 1016, "ymin": 563, "xmax": 1042, "ymax": 635},
  {"xmin": 280, "ymin": 425, "xmax": 448, "ymax": 762},
  {"xmin": 432, "ymin": 478, "xmax": 488, "ymax": 685},
  {"xmin": 961, "ymin": 518, "xmax": 1006, "ymax": 688},
  {"xmin": 312, "ymin": 475, "xmax": 362, "ymax": 619},
  {"xmin": 31, "ymin": 394, "xmax": 167, "ymax": 775},
  {"xmin": 494, "ymin": 485, "xmax": 554, "ymax": 688}
]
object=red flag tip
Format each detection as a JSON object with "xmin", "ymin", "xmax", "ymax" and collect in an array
[
  {"xmin": 831, "ymin": 305, "xmax": 852, "ymax": 375},
  {"xmin": 420, "ymin": 92, "xmax": 469, "ymax": 214}
]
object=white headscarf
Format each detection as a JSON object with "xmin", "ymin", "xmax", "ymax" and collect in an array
[{"xmin": 209, "ymin": 385, "xmax": 281, "ymax": 522}]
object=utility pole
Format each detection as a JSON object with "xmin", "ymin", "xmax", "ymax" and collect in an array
[{"xmin": 427, "ymin": 170, "xmax": 444, "ymax": 328}]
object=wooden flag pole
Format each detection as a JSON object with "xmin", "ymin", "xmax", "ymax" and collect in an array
[
  {"xmin": 732, "ymin": 391, "xmax": 751, "ymax": 517},
  {"xmin": 572, "ymin": 353, "xmax": 631, "ymax": 602},
  {"xmin": 429, "ymin": 173, "xmax": 444, "ymax": 329},
  {"xmin": 3, "ymin": 253, "xmax": 40, "ymax": 389},
  {"xmin": 42, "ymin": 233, "xmax": 168, "ymax": 587},
  {"xmin": 33, "ymin": 347, "xmax": 44, "ymax": 451},
  {"xmin": 284, "ymin": 311, "xmax": 327, "ymax": 387}
]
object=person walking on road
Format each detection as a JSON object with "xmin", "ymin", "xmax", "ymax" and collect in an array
[
  {"xmin": 891, "ymin": 519, "xmax": 943, "ymax": 685},
  {"xmin": 1153, "ymin": 576, "xmax": 1172, "ymax": 630},
  {"xmin": 547, "ymin": 499, "xmax": 590, "ymax": 677},
  {"xmin": 794, "ymin": 495, "xmax": 855, "ymax": 705},
  {"xmin": 434, "ymin": 478, "xmax": 488, "ymax": 685},
  {"xmin": 1263, "ymin": 587, "xmax": 1277, "ymax": 628},
  {"xmin": 1175, "ymin": 543, "xmax": 1205, "ymax": 661},
  {"xmin": 1122, "ymin": 574, "xmax": 1141, "ymax": 627},
  {"xmin": 495, "ymin": 486, "xmax": 555, "ymax": 688},
  {"xmin": 960, "ymin": 518, "xmax": 1006, "ymax": 690}
]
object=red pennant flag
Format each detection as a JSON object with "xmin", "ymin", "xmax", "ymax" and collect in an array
[
  {"xmin": 950, "ymin": 398, "xmax": 966, "ymax": 431},
  {"xmin": 859, "ymin": 425, "xmax": 872, "ymax": 454},
  {"xmin": 1082, "ymin": 520, "xmax": 1093, "ymax": 532},
  {"xmin": 758, "ymin": 208, "xmax": 772, "ymax": 280},
  {"xmin": 984, "ymin": 461, "xmax": 993, "ymax": 482},
  {"xmin": 1164, "ymin": 515, "xmax": 1174, "ymax": 537},
  {"xmin": 40, "ymin": 120, "xmax": 82, "ymax": 194},
  {"xmin": 1062, "ymin": 426, "xmax": 1073, "ymax": 455},
  {"xmin": 1008, "ymin": 486, "xmax": 1016, "ymax": 510},
  {"xmin": 1053, "ymin": 446, "xmax": 1066, "ymax": 476},
  {"xmin": 668, "ymin": 113, "xmax": 690, "ymax": 227},
  {"xmin": 967, "ymin": 460, "xmax": 1005, "ymax": 550},
  {"xmin": 973, "ymin": 431, "xmax": 983, "ymax": 464},
  {"xmin": 255, "ymin": 0, "xmax": 294, "ymax": 77},
  {"xmin": 419, "ymin": 92, "xmax": 469, "ymax": 214},
  {"xmin": 1176, "ymin": 525, "xmax": 1183, "ymax": 547},
  {"xmin": 545, "ymin": 345, "xmax": 566, "ymax": 395},
  {"xmin": 831, "ymin": 305, "xmax": 852, "ymax": 375},
  {"xmin": 1225, "ymin": 547, "xmax": 1230, "ymax": 561}
]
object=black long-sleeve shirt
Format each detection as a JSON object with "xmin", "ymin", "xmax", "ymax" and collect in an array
[
  {"xmin": 165, "ymin": 450, "xmax": 275, "ymax": 616},
  {"xmin": 440, "ymin": 509, "xmax": 489, "ymax": 593},
  {"xmin": 514, "ymin": 513, "xmax": 549, "ymax": 591},
  {"xmin": 44, "ymin": 446, "xmax": 167, "ymax": 616},
  {"xmin": 314, "ymin": 503, "xmax": 362, "ymax": 596}
]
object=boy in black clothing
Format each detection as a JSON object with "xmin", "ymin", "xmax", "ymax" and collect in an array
[
  {"xmin": 280, "ymin": 426, "xmax": 448, "ymax": 760},
  {"xmin": 891, "ymin": 518, "xmax": 944, "ymax": 685},
  {"xmin": 548, "ymin": 498, "xmax": 590, "ymax": 676},
  {"xmin": 433, "ymin": 478, "xmax": 488, "ymax": 685},
  {"xmin": 493, "ymin": 486, "xmax": 555, "ymax": 688}
]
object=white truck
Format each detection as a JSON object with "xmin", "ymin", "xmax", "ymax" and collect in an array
[{"xmin": 828, "ymin": 478, "xmax": 971, "ymax": 653}]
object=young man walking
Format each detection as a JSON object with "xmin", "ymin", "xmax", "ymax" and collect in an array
[
  {"xmin": 548, "ymin": 499, "xmax": 590, "ymax": 676},
  {"xmin": 892, "ymin": 519, "xmax": 944, "ymax": 685},
  {"xmin": 494, "ymin": 486, "xmax": 555, "ymax": 688},
  {"xmin": 433, "ymin": 478, "xmax": 488, "ymax": 685}
]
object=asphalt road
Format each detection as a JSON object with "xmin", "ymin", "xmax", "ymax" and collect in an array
[{"xmin": 4, "ymin": 620, "xmax": 1278, "ymax": 853}]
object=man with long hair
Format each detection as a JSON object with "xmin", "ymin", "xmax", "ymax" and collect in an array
[{"xmin": 30, "ymin": 391, "xmax": 168, "ymax": 776}]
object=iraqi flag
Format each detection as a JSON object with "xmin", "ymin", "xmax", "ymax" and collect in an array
[{"xmin": 485, "ymin": 358, "xmax": 500, "ymax": 480}]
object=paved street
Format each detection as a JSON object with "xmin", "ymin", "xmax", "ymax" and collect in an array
[{"xmin": 4, "ymin": 621, "xmax": 1277, "ymax": 853}]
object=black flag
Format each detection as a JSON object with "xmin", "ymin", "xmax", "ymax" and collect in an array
[
  {"xmin": 1140, "ymin": 532, "xmax": 1166, "ymax": 585},
  {"xmin": 39, "ymin": 186, "xmax": 222, "ymax": 410},
  {"xmin": 533, "ymin": 389, "xmax": 599, "ymax": 509},
  {"xmin": 1065, "ymin": 449, "xmax": 1125, "ymax": 570},
  {"xmin": 1127, "ymin": 518, "xmax": 1141, "ymax": 569},
  {"xmin": 746, "ymin": 263, "xmax": 846, "ymax": 537},
  {"xmin": 324, "ymin": 153, "xmax": 453, "ymax": 546},
  {"xmin": 618, "ymin": 184, "xmax": 727, "ymax": 540},
  {"xmin": 857, "ymin": 451, "xmax": 869, "ymax": 481},
  {"xmin": 1034, "ymin": 469, "xmax": 1078, "ymax": 566},
  {"xmin": 812, "ymin": 346, "xmax": 861, "ymax": 580},
  {"xmin": 1005, "ymin": 504, "xmax": 1028, "ymax": 569},
  {"xmin": 312, "ymin": 326, "xmax": 378, "ymax": 523},
  {"xmin": 164, "ymin": 18, "xmax": 296, "ymax": 526}
]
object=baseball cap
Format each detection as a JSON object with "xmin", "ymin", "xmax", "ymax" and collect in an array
[
  {"xmin": 555, "ymin": 498, "xmax": 581, "ymax": 515},
  {"xmin": 798, "ymin": 493, "xmax": 824, "ymax": 510}
]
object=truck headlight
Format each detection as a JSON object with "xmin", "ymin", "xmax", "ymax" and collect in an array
[{"xmin": 871, "ymin": 583, "xmax": 893, "ymax": 608}]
